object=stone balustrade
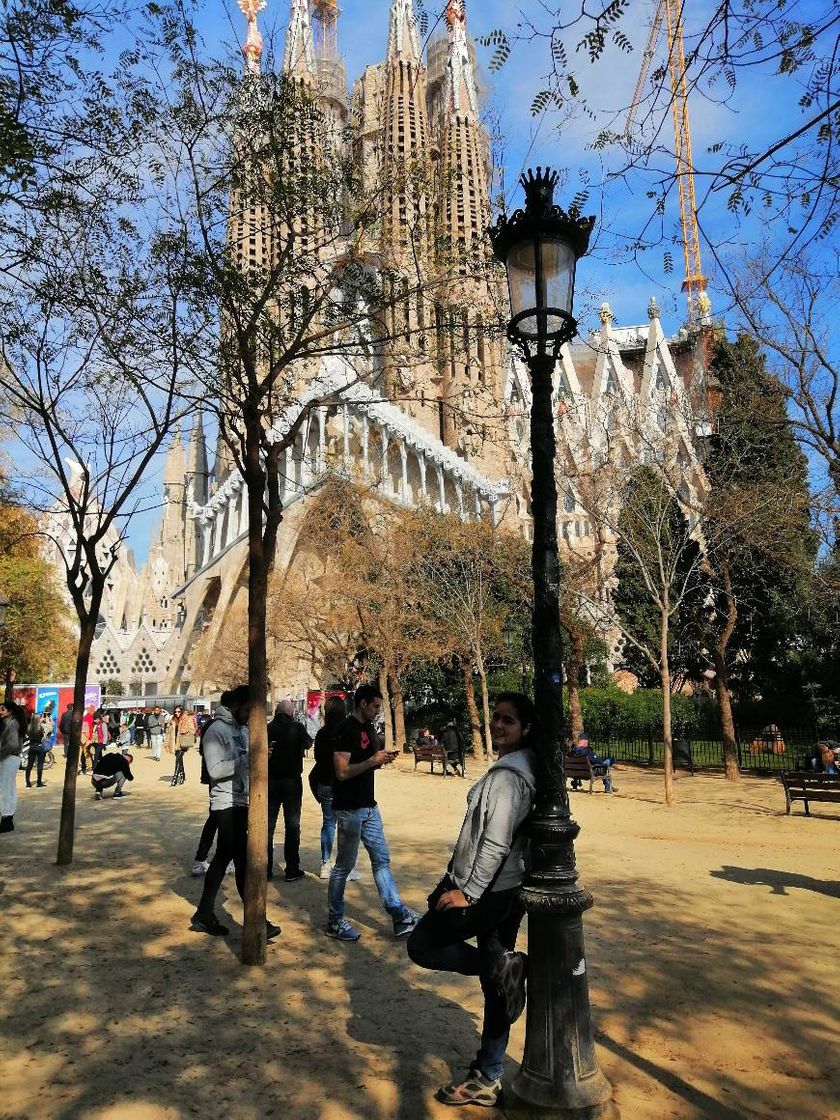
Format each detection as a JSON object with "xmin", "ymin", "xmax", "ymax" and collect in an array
[{"xmin": 189, "ymin": 358, "xmax": 509, "ymax": 576}]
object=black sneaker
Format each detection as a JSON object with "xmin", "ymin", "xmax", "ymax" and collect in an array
[
  {"xmin": 266, "ymin": 921, "xmax": 282, "ymax": 940},
  {"xmin": 190, "ymin": 911, "xmax": 229, "ymax": 936},
  {"xmin": 114, "ymin": 790, "xmax": 124, "ymax": 798},
  {"xmin": 284, "ymin": 869, "xmax": 305, "ymax": 882}
]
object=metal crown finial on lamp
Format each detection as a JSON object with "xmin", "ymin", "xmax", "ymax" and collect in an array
[
  {"xmin": 488, "ymin": 169, "xmax": 616, "ymax": 1118},
  {"xmin": 490, "ymin": 169, "xmax": 595, "ymax": 357}
]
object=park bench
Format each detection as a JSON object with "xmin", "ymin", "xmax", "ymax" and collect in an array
[
  {"xmin": 565, "ymin": 755, "xmax": 612, "ymax": 793},
  {"xmin": 413, "ymin": 742, "xmax": 449, "ymax": 774},
  {"xmin": 780, "ymin": 771, "xmax": 840, "ymax": 817}
]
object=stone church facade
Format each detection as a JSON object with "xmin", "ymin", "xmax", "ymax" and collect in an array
[{"xmin": 60, "ymin": 0, "xmax": 714, "ymax": 699}]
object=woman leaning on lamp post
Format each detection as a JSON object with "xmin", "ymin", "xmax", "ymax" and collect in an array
[{"xmin": 406, "ymin": 691, "xmax": 537, "ymax": 1108}]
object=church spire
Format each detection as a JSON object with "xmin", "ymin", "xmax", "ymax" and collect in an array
[
  {"xmin": 445, "ymin": 0, "xmax": 478, "ymax": 118},
  {"xmin": 283, "ymin": 0, "xmax": 317, "ymax": 79},
  {"xmin": 238, "ymin": 0, "xmax": 266, "ymax": 75},
  {"xmin": 387, "ymin": 0, "xmax": 421, "ymax": 63}
]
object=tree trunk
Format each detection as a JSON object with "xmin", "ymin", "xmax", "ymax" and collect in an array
[
  {"xmin": 566, "ymin": 628, "xmax": 585, "ymax": 741},
  {"xmin": 475, "ymin": 645, "xmax": 493, "ymax": 758},
  {"xmin": 56, "ymin": 614, "xmax": 96, "ymax": 865},
  {"xmin": 242, "ymin": 442, "xmax": 269, "ymax": 966},
  {"xmin": 390, "ymin": 672, "xmax": 407, "ymax": 752},
  {"xmin": 3, "ymin": 667, "xmax": 12, "ymax": 705},
  {"xmin": 660, "ymin": 609, "xmax": 674, "ymax": 807},
  {"xmin": 378, "ymin": 665, "xmax": 394, "ymax": 751},
  {"xmin": 712, "ymin": 649, "xmax": 740, "ymax": 781},
  {"xmin": 712, "ymin": 557, "xmax": 740, "ymax": 782},
  {"xmin": 462, "ymin": 660, "xmax": 483, "ymax": 757}
]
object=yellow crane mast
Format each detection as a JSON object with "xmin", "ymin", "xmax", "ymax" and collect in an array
[{"xmin": 626, "ymin": 0, "xmax": 710, "ymax": 327}]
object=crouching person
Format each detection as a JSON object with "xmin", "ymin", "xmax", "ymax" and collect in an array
[{"xmin": 92, "ymin": 752, "xmax": 135, "ymax": 799}]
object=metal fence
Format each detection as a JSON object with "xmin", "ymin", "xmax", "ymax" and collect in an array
[{"xmin": 587, "ymin": 724, "xmax": 839, "ymax": 774}]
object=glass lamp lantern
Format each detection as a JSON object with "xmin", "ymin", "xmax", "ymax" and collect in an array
[{"xmin": 490, "ymin": 168, "xmax": 595, "ymax": 356}]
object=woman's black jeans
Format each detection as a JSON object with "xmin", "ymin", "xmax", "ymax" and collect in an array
[{"xmin": 407, "ymin": 884, "xmax": 524, "ymax": 1081}]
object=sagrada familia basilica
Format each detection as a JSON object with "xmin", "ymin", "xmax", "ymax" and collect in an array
[{"xmin": 54, "ymin": 0, "xmax": 715, "ymax": 700}]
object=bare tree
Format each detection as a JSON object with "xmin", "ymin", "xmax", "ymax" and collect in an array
[{"xmin": 0, "ymin": 187, "xmax": 187, "ymax": 862}]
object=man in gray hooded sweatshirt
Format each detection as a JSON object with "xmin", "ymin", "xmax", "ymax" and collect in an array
[
  {"xmin": 190, "ymin": 685, "xmax": 280, "ymax": 941},
  {"xmin": 407, "ymin": 692, "xmax": 537, "ymax": 1109}
]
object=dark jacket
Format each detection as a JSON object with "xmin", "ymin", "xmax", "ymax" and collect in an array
[
  {"xmin": 59, "ymin": 709, "xmax": 74, "ymax": 738},
  {"xmin": 267, "ymin": 712, "xmax": 311, "ymax": 786},
  {"xmin": 92, "ymin": 753, "xmax": 134, "ymax": 780}
]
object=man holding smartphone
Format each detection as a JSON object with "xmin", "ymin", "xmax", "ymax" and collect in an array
[{"xmin": 325, "ymin": 683, "xmax": 419, "ymax": 942}]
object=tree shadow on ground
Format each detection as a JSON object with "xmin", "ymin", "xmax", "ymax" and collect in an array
[
  {"xmin": 1, "ymin": 767, "xmax": 838, "ymax": 1119},
  {"xmin": 710, "ymin": 865, "xmax": 840, "ymax": 898}
]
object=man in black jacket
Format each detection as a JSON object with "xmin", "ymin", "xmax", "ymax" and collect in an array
[
  {"xmin": 266, "ymin": 701, "xmax": 311, "ymax": 881},
  {"xmin": 91, "ymin": 752, "xmax": 134, "ymax": 799}
]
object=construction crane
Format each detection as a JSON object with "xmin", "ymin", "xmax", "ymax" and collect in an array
[{"xmin": 626, "ymin": 0, "xmax": 710, "ymax": 328}]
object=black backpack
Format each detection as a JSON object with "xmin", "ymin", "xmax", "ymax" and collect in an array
[{"xmin": 197, "ymin": 718, "xmax": 218, "ymax": 785}]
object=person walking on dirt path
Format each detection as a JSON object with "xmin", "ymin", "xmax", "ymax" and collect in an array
[
  {"xmin": 146, "ymin": 706, "xmax": 165, "ymax": 762},
  {"xmin": 325, "ymin": 684, "xmax": 419, "ymax": 943},
  {"xmin": 266, "ymin": 700, "xmax": 311, "ymax": 881},
  {"xmin": 0, "ymin": 701, "xmax": 26, "ymax": 833},
  {"xmin": 190, "ymin": 685, "xmax": 281, "ymax": 941}
]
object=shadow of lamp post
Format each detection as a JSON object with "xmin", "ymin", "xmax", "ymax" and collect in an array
[{"xmin": 489, "ymin": 167, "xmax": 617, "ymax": 1118}]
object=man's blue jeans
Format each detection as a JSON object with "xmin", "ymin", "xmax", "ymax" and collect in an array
[{"xmin": 328, "ymin": 806, "xmax": 407, "ymax": 926}]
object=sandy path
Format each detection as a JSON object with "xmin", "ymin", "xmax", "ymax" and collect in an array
[{"xmin": 0, "ymin": 751, "xmax": 837, "ymax": 1120}]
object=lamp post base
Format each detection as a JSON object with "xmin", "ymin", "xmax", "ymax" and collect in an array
[{"xmin": 504, "ymin": 817, "xmax": 618, "ymax": 1119}]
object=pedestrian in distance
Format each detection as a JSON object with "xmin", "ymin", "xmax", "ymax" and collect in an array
[
  {"xmin": 91, "ymin": 751, "xmax": 135, "ymax": 798},
  {"xmin": 25, "ymin": 709, "xmax": 50, "ymax": 787},
  {"xmin": 407, "ymin": 691, "xmax": 537, "ymax": 1108},
  {"xmin": 0, "ymin": 700, "xmax": 26, "ymax": 832},
  {"xmin": 58, "ymin": 703, "xmax": 73, "ymax": 758},
  {"xmin": 190, "ymin": 685, "xmax": 280, "ymax": 941},
  {"xmin": 92, "ymin": 711, "xmax": 109, "ymax": 771},
  {"xmin": 325, "ymin": 683, "xmax": 419, "ymax": 943},
  {"xmin": 146, "ymin": 705, "xmax": 165, "ymax": 761},
  {"xmin": 266, "ymin": 699, "xmax": 311, "ymax": 881},
  {"xmin": 79, "ymin": 705, "xmax": 95, "ymax": 775},
  {"xmin": 166, "ymin": 705, "xmax": 197, "ymax": 786}
]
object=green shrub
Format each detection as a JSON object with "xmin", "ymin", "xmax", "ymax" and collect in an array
[{"xmin": 577, "ymin": 687, "xmax": 700, "ymax": 733}]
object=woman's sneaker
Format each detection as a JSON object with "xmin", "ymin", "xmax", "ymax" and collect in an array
[
  {"xmin": 319, "ymin": 861, "xmax": 332, "ymax": 879},
  {"xmin": 347, "ymin": 867, "xmax": 362, "ymax": 882},
  {"xmin": 190, "ymin": 910, "xmax": 229, "ymax": 937},
  {"xmin": 191, "ymin": 859, "xmax": 208, "ymax": 876},
  {"xmin": 435, "ymin": 1066, "xmax": 502, "ymax": 1107},
  {"xmin": 325, "ymin": 919, "xmax": 361, "ymax": 942}
]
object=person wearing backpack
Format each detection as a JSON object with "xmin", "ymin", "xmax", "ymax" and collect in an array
[
  {"xmin": 25, "ymin": 710, "xmax": 48, "ymax": 788},
  {"xmin": 190, "ymin": 685, "xmax": 281, "ymax": 941}
]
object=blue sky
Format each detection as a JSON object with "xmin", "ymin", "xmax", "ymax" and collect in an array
[{"xmin": 115, "ymin": 0, "xmax": 833, "ymax": 557}]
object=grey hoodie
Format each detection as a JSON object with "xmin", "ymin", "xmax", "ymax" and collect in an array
[
  {"xmin": 202, "ymin": 705, "xmax": 249, "ymax": 810},
  {"xmin": 449, "ymin": 747, "xmax": 536, "ymax": 899}
]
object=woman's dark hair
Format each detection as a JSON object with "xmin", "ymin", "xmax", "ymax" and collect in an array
[
  {"xmin": 324, "ymin": 695, "xmax": 347, "ymax": 729},
  {"xmin": 494, "ymin": 691, "xmax": 537, "ymax": 742},
  {"xmin": 3, "ymin": 701, "xmax": 28, "ymax": 735}
]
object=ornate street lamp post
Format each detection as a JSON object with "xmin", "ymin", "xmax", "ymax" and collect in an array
[{"xmin": 490, "ymin": 168, "xmax": 617, "ymax": 1118}]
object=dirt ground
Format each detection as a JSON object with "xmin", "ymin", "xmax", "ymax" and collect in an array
[{"xmin": 0, "ymin": 749, "xmax": 837, "ymax": 1120}]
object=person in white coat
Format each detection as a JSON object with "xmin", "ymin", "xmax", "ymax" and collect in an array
[{"xmin": 0, "ymin": 701, "xmax": 27, "ymax": 832}]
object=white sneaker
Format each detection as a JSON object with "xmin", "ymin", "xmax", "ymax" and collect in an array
[
  {"xmin": 347, "ymin": 867, "xmax": 362, "ymax": 882},
  {"xmin": 191, "ymin": 860, "xmax": 208, "ymax": 876},
  {"xmin": 319, "ymin": 862, "xmax": 332, "ymax": 880},
  {"xmin": 225, "ymin": 861, "xmax": 235, "ymax": 876}
]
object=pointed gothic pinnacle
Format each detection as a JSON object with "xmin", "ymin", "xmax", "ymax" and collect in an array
[
  {"xmin": 387, "ymin": 0, "xmax": 421, "ymax": 63},
  {"xmin": 239, "ymin": 0, "xmax": 266, "ymax": 75},
  {"xmin": 445, "ymin": 0, "xmax": 478, "ymax": 117},
  {"xmin": 284, "ymin": 0, "xmax": 317, "ymax": 77}
]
